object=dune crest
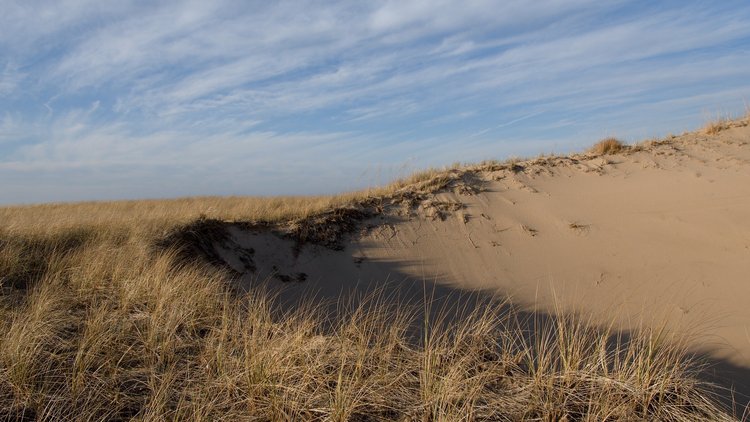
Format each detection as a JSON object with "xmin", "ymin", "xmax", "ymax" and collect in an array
[
  {"xmin": 192, "ymin": 121, "xmax": 750, "ymax": 397},
  {"xmin": 4, "ymin": 118, "xmax": 750, "ymax": 419}
]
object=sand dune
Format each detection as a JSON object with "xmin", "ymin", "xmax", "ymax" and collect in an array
[
  {"xmin": 203, "ymin": 121, "xmax": 750, "ymax": 403},
  {"xmin": 4, "ymin": 119, "xmax": 750, "ymax": 419}
]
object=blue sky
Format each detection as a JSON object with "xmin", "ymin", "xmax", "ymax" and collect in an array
[{"xmin": 1, "ymin": 0, "xmax": 750, "ymax": 204}]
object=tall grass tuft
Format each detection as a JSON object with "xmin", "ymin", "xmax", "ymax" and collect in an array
[{"xmin": 589, "ymin": 137, "xmax": 627, "ymax": 155}]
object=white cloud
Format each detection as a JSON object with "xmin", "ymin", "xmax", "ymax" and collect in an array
[
  {"xmin": 0, "ymin": 62, "xmax": 24, "ymax": 96},
  {"xmin": 1, "ymin": 1, "xmax": 749, "ymax": 204}
]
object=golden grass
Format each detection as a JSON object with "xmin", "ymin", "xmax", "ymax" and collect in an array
[
  {"xmin": 0, "ymin": 168, "xmax": 454, "ymax": 238},
  {"xmin": 0, "ymin": 239, "xmax": 734, "ymax": 420},
  {"xmin": 589, "ymin": 137, "xmax": 627, "ymax": 155},
  {"xmin": 702, "ymin": 110, "xmax": 750, "ymax": 135},
  {"xmin": 704, "ymin": 119, "xmax": 732, "ymax": 135},
  {"xmin": 0, "ymin": 133, "xmax": 741, "ymax": 420}
]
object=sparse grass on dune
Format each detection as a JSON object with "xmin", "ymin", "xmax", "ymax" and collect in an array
[
  {"xmin": 589, "ymin": 137, "xmax": 628, "ymax": 155},
  {"xmin": 0, "ymin": 122, "xmax": 744, "ymax": 420},
  {"xmin": 704, "ymin": 119, "xmax": 733, "ymax": 135},
  {"xmin": 702, "ymin": 110, "xmax": 750, "ymax": 135}
]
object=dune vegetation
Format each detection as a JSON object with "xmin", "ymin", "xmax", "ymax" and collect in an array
[
  {"xmin": 588, "ymin": 137, "xmax": 627, "ymax": 156},
  {"xmin": 1, "ymin": 123, "xmax": 746, "ymax": 421}
]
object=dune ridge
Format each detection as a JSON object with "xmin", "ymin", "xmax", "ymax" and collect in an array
[{"xmin": 1, "ymin": 116, "xmax": 749, "ymax": 420}]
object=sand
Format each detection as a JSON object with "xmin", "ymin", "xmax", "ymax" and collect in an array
[{"xmin": 209, "ymin": 122, "xmax": 750, "ymax": 403}]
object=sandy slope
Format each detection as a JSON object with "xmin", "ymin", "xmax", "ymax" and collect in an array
[{"xmin": 213, "ymin": 123, "xmax": 750, "ymax": 401}]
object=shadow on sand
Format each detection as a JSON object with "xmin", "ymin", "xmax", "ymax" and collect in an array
[{"xmin": 168, "ymin": 218, "xmax": 750, "ymax": 417}]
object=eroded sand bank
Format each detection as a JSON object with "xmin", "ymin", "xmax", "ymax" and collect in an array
[{"xmin": 208, "ymin": 123, "xmax": 750, "ymax": 404}]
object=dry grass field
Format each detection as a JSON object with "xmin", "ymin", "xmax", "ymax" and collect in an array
[{"xmin": 2, "ymin": 118, "xmax": 749, "ymax": 421}]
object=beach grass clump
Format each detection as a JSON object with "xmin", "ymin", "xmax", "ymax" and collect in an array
[
  {"xmin": 589, "ymin": 137, "xmax": 628, "ymax": 155},
  {"xmin": 702, "ymin": 111, "xmax": 750, "ymax": 135},
  {"xmin": 704, "ymin": 119, "xmax": 732, "ymax": 135}
]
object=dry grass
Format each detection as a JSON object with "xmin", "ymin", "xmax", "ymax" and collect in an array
[
  {"xmin": 0, "ymin": 238, "xmax": 735, "ymax": 420},
  {"xmin": 0, "ymin": 168, "xmax": 454, "ymax": 238},
  {"xmin": 0, "ymin": 144, "xmax": 741, "ymax": 420},
  {"xmin": 704, "ymin": 119, "xmax": 733, "ymax": 135},
  {"xmin": 702, "ymin": 110, "xmax": 750, "ymax": 135},
  {"xmin": 589, "ymin": 137, "xmax": 628, "ymax": 155}
]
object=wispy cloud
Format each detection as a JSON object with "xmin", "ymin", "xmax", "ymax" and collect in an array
[
  {"xmin": 0, "ymin": 62, "xmax": 24, "ymax": 97},
  {"xmin": 0, "ymin": 0, "xmax": 749, "ymax": 204}
]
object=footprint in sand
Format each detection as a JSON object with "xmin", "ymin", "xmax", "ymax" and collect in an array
[
  {"xmin": 568, "ymin": 222, "xmax": 590, "ymax": 235},
  {"xmin": 521, "ymin": 224, "xmax": 538, "ymax": 237}
]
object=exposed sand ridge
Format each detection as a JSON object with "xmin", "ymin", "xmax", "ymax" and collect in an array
[
  {"xmin": 3, "ymin": 116, "xmax": 750, "ymax": 419},
  {"xmin": 162, "ymin": 117, "xmax": 750, "ymax": 406}
]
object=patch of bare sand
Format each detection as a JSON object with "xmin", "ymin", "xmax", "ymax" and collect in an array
[{"xmin": 207, "ymin": 122, "xmax": 750, "ymax": 408}]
